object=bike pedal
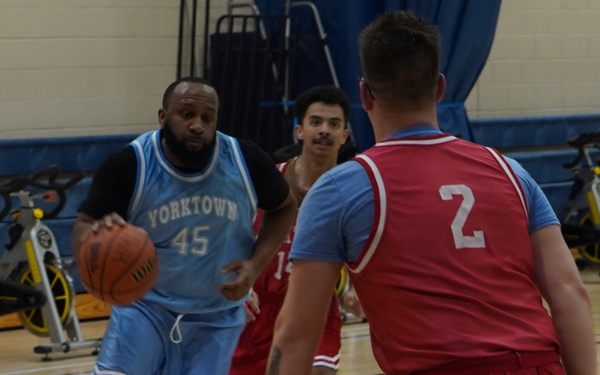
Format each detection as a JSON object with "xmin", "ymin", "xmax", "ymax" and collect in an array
[{"xmin": 60, "ymin": 257, "xmax": 75, "ymax": 268}]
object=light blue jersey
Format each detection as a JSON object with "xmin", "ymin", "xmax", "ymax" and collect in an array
[
  {"xmin": 94, "ymin": 130, "xmax": 256, "ymax": 375},
  {"xmin": 128, "ymin": 130, "xmax": 257, "ymax": 314}
]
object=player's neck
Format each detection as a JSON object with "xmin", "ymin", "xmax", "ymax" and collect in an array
[
  {"xmin": 292, "ymin": 154, "xmax": 337, "ymax": 195},
  {"xmin": 371, "ymin": 107, "xmax": 439, "ymax": 142},
  {"xmin": 296, "ymin": 153, "xmax": 337, "ymax": 179}
]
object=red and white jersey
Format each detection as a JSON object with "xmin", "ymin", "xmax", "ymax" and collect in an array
[
  {"xmin": 349, "ymin": 134, "xmax": 559, "ymax": 373},
  {"xmin": 232, "ymin": 161, "xmax": 341, "ymax": 374},
  {"xmin": 253, "ymin": 162, "xmax": 295, "ymax": 295}
]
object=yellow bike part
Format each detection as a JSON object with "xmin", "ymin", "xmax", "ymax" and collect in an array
[
  {"xmin": 586, "ymin": 191, "xmax": 600, "ymax": 225},
  {"xmin": 17, "ymin": 262, "xmax": 73, "ymax": 337},
  {"xmin": 335, "ymin": 267, "xmax": 348, "ymax": 298},
  {"xmin": 577, "ymin": 212, "xmax": 600, "ymax": 265}
]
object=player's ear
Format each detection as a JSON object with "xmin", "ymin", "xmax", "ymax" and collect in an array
[
  {"xmin": 341, "ymin": 127, "xmax": 350, "ymax": 145},
  {"xmin": 359, "ymin": 80, "xmax": 373, "ymax": 112},
  {"xmin": 435, "ymin": 74, "xmax": 446, "ymax": 104},
  {"xmin": 295, "ymin": 123, "xmax": 303, "ymax": 141},
  {"xmin": 158, "ymin": 109, "xmax": 166, "ymax": 127}
]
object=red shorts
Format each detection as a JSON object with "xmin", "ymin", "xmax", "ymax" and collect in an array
[{"xmin": 230, "ymin": 292, "xmax": 341, "ymax": 375}]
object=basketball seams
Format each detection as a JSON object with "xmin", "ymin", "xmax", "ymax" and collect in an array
[
  {"xmin": 118, "ymin": 235, "xmax": 156, "ymax": 296},
  {"xmin": 78, "ymin": 224, "xmax": 157, "ymax": 306},
  {"xmin": 108, "ymin": 227, "xmax": 150, "ymax": 304},
  {"xmin": 99, "ymin": 227, "xmax": 122, "ymax": 302},
  {"xmin": 79, "ymin": 227, "xmax": 124, "ymax": 304}
]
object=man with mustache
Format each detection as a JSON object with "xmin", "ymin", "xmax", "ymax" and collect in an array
[
  {"xmin": 230, "ymin": 85, "xmax": 360, "ymax": 375},
  {"xmin": 73, "ymin": 76, "xmax": 296, "ymax": 375}
]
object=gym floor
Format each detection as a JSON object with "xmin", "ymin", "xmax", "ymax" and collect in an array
[{"xmin": 2, "ymin": 268, "xmax": 600, "ymax": 375}]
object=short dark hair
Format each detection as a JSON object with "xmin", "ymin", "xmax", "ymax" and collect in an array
[
  {"xmin": 293, "ymin": 85, "xmax": 352, "ymax": 126},
  {"xmin": 359, "ymin": 11, "xmax": 441, "ymax": 110},
  {"xmin": 162, "ymin": 76, "xmax": 216, "ymax": 109}
]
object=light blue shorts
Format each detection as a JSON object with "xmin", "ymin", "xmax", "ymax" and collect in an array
[{"xmin": 93, "ymin": 300, "xmax": 245, "ymax": 375}]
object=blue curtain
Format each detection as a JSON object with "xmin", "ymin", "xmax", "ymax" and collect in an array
[{"xmin": 254, "ymin": 0, "xmax": 502, "ymax": 151}]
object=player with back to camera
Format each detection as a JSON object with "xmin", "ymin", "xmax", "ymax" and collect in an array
[
  {"xmin": 72, "ymin": 76, "xmax": 296, "ymax": 375},
  {"xmin": 267, "ymin": 11, "xmax": 596, "ymax": 375},
  {"xmin": 230, "ymin": 85, "xmax": 362, "ymax": 375}
]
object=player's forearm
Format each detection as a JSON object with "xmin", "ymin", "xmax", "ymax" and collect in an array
[
  {"xmin": 267, "ymin": 260, "xmax": 337, "ymax": 375},
  {"xmin": 548, "ymin": 286, "xmax": 596, "ymax": 375},
  {"xmin": 530, "ymin": 226, "xmax": 596, "ymax": 374},
  {"xmin": 252, "ymin": 192, "xmax": 296, "ymax": 272},
  {"xmin": 268, "ymin": 326, "xmax": 319, "ymax": 375}
]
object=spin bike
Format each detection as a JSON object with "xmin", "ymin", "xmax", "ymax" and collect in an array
[
  {"xmin": 0, "ymin": 165, "xmax": 101, "ymax": 359},
  {"xmin": 560, "ymin": 132, "xmax": 600, "ymax": 267}
]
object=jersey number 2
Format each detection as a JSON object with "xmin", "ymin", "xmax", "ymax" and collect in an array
[{"xmin": 439, "ymin": 184, "xmax": 486, "ymax": 249}]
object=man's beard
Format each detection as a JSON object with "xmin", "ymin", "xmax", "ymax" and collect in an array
[{"xmin": 162, "ymin": 119, "xmax": 215, "ymax": 170}]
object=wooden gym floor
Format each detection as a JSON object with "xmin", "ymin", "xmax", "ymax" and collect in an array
[{"xmin": 2, "ymin": 268, "xmax": 600, "ymax": 375}]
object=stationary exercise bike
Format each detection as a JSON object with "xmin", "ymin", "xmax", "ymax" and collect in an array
[
  {"xmin": 560, "ymin": 132, "xmax": 600, "ymax": 268},
  {"xmin": 0, "ymin": 165, "xmax": 101, "ymax": 360}
]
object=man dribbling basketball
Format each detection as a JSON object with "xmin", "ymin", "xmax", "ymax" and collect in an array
[{"xmin": 73, "ymin": 76, "xmax": 296, "ymax": 375}]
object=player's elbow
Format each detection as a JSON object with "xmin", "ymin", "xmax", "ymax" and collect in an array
[{"xmin": 546, "ymin": 278, "xmax": 592, "ymax": 316}]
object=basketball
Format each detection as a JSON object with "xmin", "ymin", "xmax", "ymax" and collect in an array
[{"xmin": 77, "ymin": 224, "xmax": 158, "ymax": 305}]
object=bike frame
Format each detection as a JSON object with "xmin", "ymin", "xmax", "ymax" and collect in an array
[{"xmin": 0, "ymin": 167, "xmax": 101, "ymax": 358}]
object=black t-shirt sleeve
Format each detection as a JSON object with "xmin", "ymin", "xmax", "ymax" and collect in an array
[
  {"xmin": 77, "ymin": 146, "xmax": 137, "ymax": 219},
  {"xmin": 238, "ymin": 139, "xmax": 290, "ymax": 211},
  {"xmin": 79, "ymin": 140, "xmax": 289, "ymax": 218}
]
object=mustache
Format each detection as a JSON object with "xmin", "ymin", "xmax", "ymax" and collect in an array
[
  {"xmin": 184, "ymin": 135, "xmax": 205, "ymax": 142},
  {"xmin": 313, "ymin": 136, "xmax": 334, "ymax": 145}
]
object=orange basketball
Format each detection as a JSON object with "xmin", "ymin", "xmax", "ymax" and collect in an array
[{"xmin": 77, "ymin": 224, "xmax": 158, "ymax": 305}]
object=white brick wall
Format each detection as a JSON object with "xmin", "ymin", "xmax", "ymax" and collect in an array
[
  {"xmin": 0, "ymin": 0, "xmax": 597, "ymax": 137},
  {"xmin": 0, "ymin": 0, "xmax": 230, "ymax": 138},
  {"xmin": 467, "ymin": 0, "xmax": 600, "ymax": 118}
]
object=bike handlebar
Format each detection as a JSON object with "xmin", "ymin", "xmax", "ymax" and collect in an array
[
  {"xmin": 0, "ymin": 165, "xmax": 85, "ymax": 221},
  {"xmin": 26, "ymin": 165, "xmax": 84, "ymax": 193},
  {"xmin": 563, "ymin": 132, "xmax": 600, "ymax": 169},
  {"xmin": 0, "ymin": 176, "xmax": 31, "ymax": 221},
  {"xmin": 563, "ymin": 148, "xmax": 586, "ymax": 169}
]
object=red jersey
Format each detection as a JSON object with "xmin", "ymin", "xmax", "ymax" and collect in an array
[
  {"xmin": 252, "ymin": 162, "xmax": 295, "ymax": 295},
  {"xmin": 231, "ymin": 161, "xmax": 341, "ymax": 374},
  {"xmin": 349, "ymin": 135, "xmax": 559, "ymax": 374}
]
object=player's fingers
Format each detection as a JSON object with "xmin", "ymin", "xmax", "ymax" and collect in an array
[
  {"xmin": 250, "ymin": 290, "xmax": 260, "ymax": 308},
  {"xmin": 102, "ymin": 215, "xmax": 116, "ymax": 228},
  {"xmin": 109, "ymin": 213, "xmax": 127, "ymax": 227},
  {"xmin": 82, "ymin": 221, "xmax": 104, "ymax": 239},
  {"xmin": 79, "ymin": 224, "xmax": 95, "ymax": 241},
  {"xmin": 220, "ymin": 259, "xmax": 243, "ymax": 274},
  {"xmin": 243, "ymin": 302, "xmax": 257, "ymax": 321},
  {"xmin": 219, "ymin": 281, "xmax": 243, "ymax": 293},
  {"xmin": 87, "ymin": 219, "xmax": 110, "ymax": 235},
  {"xmin": 90, "ymin": 221, "xmax": 100, "ymax": 232},
  {"xmin": 220, "ymin": 287, "xmax": 243, "ymax": 301},
  {"xmin": 245, "ymin": 289, "xmax": 260, "ymax": 314},
  {"xmin": 248, "ymin": 299, "xmax": 260, "ymax": 314},
  {"xmin": 98, "ymin": 213, "xmax": 125, "ymax": 229},
  {"xmin": 220, "ymin": 281, "xmax": 251, "ymax": 301}
]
